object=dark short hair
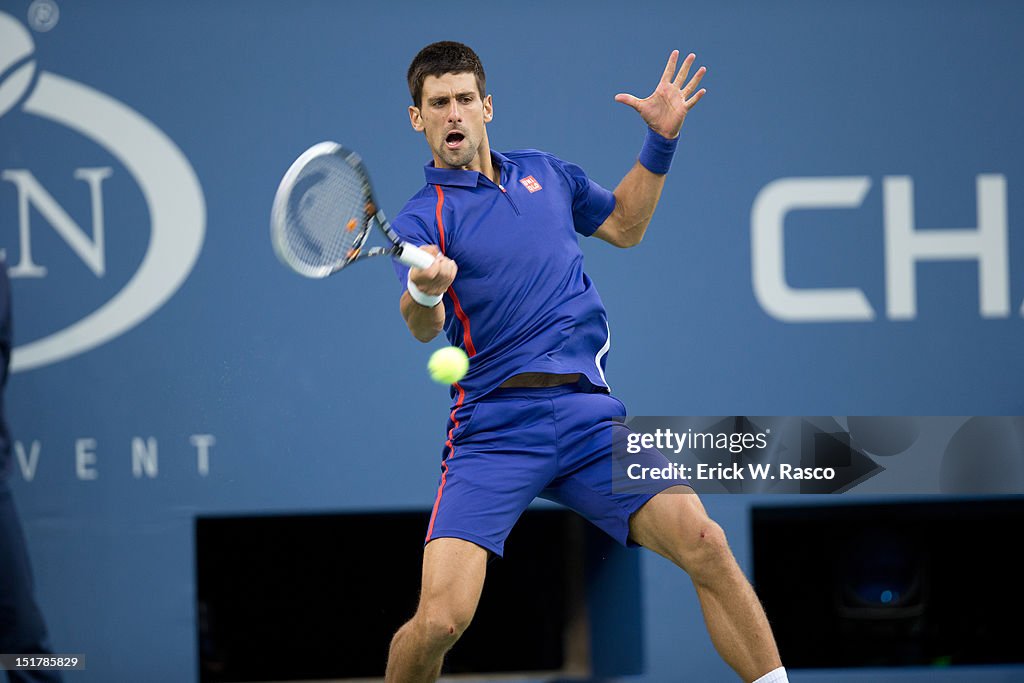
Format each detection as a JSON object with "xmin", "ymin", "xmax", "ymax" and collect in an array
[{"xmin": 407, "ymin": 41, "xmax": 486, "ymax": 108}]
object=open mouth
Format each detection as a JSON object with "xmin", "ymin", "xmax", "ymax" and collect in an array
[{"xmin": 445, "ymin": 131, "xmax": 466, "ymax": 149}]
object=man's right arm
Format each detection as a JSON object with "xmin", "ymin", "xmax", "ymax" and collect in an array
[{"xmin": 401, "ymin": 245, "xmax": 458, "ymax": 343}]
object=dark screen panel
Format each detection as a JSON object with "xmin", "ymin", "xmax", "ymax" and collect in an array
[
  {"xmin": 752, "ymin": 498, "xmax": 1024, "ymax": 668},
  {"xmin": 196, "ymin": 509, "xmax": 585, "ymax": 681}
]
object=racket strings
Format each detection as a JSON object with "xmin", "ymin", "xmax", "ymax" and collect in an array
[{"xmin": 285, "ymin": 157, "xmax": 369, "ymax": 271}]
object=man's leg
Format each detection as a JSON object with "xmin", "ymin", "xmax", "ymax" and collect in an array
[
  {"xmin": 629, "ymin": 486, "xmax": 783, "ymax": 683},
  {"xmin": 385, "ymin": 537, "xmax": 488, "ymax": 683},
  {"xmin": 0, "ymin": 481, "xmax": 63, "ymax": 683}
]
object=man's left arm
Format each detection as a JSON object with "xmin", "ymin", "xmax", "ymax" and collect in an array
[{"xmin": 593, "ymin": 50, "xmax": 706, "ymax": 248}]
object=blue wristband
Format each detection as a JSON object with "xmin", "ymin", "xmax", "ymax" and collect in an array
[{"xmin": 637, "ymin": 127, "xmax": 679, "ymax": 175}]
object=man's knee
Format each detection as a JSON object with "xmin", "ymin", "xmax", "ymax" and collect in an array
[
  {"xmin": 684, "ymin": 518, "xmax": 732, "ymax": 575},
  {"xmin": 664, "ymin": 501, "xmax": 736, "ymax": 584},
  {"xmin": 413, "ymin": 600, "xmax": 476, "ymax": 649}
]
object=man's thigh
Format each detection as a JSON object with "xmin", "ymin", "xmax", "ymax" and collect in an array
[
  {"xmin": 417, "ymin": 538, "xmax": 488, "ymax": 617},
  {"xmin": 628, "ymin": 485, "xmax": 715, "ymax": 563}
]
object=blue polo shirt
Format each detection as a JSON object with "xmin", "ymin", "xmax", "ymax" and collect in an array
[{"xmin": 392, "ymin": 149, "xmax": 617, "ymax": 406}]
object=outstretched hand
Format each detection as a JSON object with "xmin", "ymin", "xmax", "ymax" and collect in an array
[{"xmin": 615, "ymin": 50, "xmax": 706, "ymax": 139}]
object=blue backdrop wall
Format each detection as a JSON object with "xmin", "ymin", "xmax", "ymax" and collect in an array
[{"xmin": 2, "ymin": 1, "xmax": 1022, "ymax": 681}]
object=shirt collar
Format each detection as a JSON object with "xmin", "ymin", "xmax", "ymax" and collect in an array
[{"xmin": 424, "ymin": 150, "xmax": 518, "ymax": 187}]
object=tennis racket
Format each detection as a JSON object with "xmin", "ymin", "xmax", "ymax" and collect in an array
[{"xmin": 270, "ymin": 141, "xmax": 435, "ymax": 278}]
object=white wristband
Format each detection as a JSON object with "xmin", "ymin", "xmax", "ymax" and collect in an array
[{"xmin": 407, "ymin": 273, "xmax": 443, "ymax": 307}]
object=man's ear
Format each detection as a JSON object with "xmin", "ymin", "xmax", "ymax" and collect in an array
[
  {"xmin": 483, "ymin": 94, "xmax": 493, "ymax": 122},
  {"xmin": 409, "ymin": 105, "xmax": 424, "ymax": 132}
]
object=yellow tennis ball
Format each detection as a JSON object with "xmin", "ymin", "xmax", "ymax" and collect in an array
[{"xmin": 428, "ymin": 346, "xmax": 469, "ymax": 385}]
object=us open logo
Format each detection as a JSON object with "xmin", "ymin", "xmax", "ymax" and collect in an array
[{"xmin": 0, "ymin": 11, "xmax": 205, "ymax": 372}]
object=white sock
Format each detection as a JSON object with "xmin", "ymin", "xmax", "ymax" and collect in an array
[{"xmin": 752, "ymin": 666, "xmax": 788, "ymax": 683}]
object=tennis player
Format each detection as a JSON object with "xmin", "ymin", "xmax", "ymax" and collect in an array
[{"xmin": 387, "ymin": 42, "xmax": 787, "ymax": 683}]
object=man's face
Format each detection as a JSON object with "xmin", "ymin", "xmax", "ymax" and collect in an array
[{"xmin": 410, "ymin": 72, "xmax": 493, "ymax": 170}]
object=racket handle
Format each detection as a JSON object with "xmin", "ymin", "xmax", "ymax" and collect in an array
[{"xmin": 397, "ymin": 243, "xmax": 437, "ymax": 270}]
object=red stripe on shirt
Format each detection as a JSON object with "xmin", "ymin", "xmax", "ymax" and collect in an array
[
  {"xmin": 434, "ymin": 185, "xmax": 447, "ymax": 253},
  {"xmin": 433, "ymin": 185, "xmax": 477, "ymax": 357}
]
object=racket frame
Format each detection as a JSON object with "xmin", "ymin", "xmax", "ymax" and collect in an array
[{"xmin": 271, "ymin": 141, "xmax": 434, "ymax": 278}]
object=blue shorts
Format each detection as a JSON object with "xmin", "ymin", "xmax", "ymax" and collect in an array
[{"xmin": 425, "ymin": 384, "xmax": 683, "ymax": 557}]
